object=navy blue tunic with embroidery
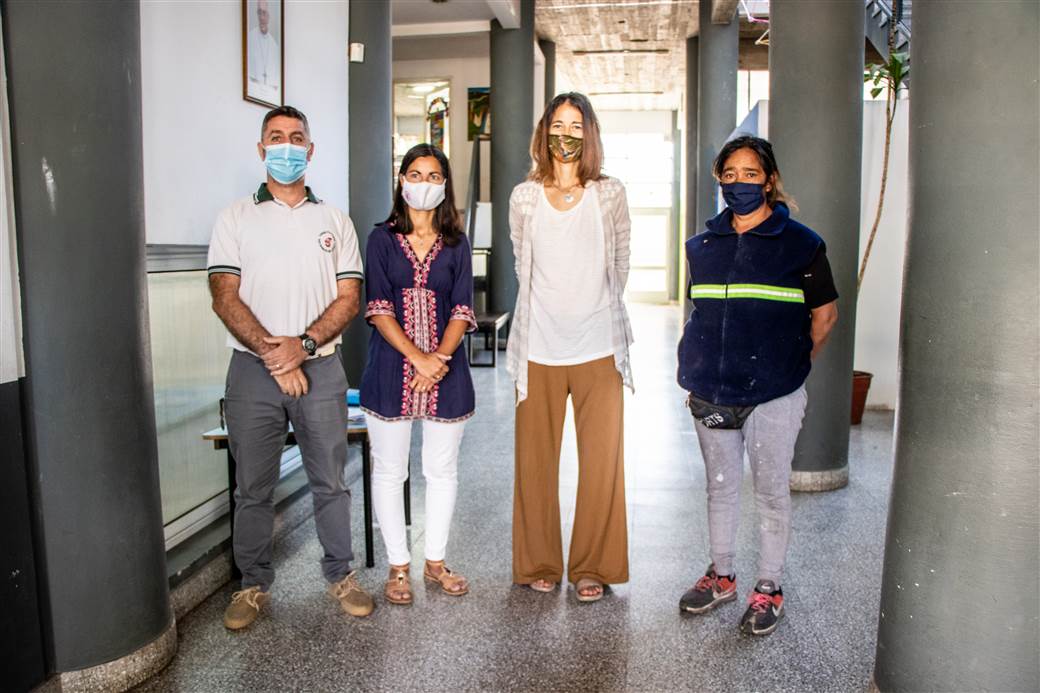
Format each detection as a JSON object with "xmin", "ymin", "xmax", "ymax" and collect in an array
[{"xmin": 359, "ymin": 224, "xmax": 477, "ymax": 422}]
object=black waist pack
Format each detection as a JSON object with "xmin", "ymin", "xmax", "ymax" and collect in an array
[{"xmin": 686, "ymin": 393, "xmax": 756, "ymax": 430}]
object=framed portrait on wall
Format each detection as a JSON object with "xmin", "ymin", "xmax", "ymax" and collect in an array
[
  {"xmin": 468, "ymin": 87, "xmax": 490, "ymax": 141},
  {"xmin": 242, "ymin": 0, "xmax": 284, "ymax": 108}
]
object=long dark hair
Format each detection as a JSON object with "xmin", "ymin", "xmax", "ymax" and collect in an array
[
  {"xmin": 528, "ymin": 92, "xmax": 605, "ymax": 185},
  {"xmin": 712, "ymin": 136, "xmax": 797, "ymax": 211},
  {"xmin": 384, "ymin": 144, "xmax": 464, "ymax": 246}
]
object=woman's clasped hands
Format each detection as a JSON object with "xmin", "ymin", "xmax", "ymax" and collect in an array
[{"xmin": 408, "ymin": 350, "xmax": 450, "ymax": 393}]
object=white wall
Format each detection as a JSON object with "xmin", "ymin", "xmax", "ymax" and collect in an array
[
  {"xmin": 856, "ymin": 100, "xmax": 909, "ymax": 408},
  {"xmin": 393, "ymin": 55, "xmax": 490, "ymax": 206},
  {"xmin": 141, "ymin": 0, "xmax": 350, "ymax": 245},
  {"xmin": 1, "ymin": 20, "xmax": 24, "ymax": 383}
]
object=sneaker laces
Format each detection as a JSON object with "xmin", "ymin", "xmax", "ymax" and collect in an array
[
  {"xmin": 231, "ymin": 587, "xmax": 264, "ymax": 609},
  {"xmin": 694, "ymin": 574, "xmax": 716, "ymax": 591},
  {"xmin": 748, "ymin": 591, "xmax": 773, "ymax": 614}
]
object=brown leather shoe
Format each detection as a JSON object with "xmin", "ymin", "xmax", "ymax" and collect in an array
[
  {"xmin": 329, "ymin": 570, "xmax": 375, "ymax": 617},
  {"xmin": 223, "ymin": 586, "xmax": 270, "ymax": 630}
]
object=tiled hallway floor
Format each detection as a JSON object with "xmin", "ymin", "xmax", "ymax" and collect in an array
[{"xmin": 141, "ymin": 303, "xmax": 895, "ymax": 692}]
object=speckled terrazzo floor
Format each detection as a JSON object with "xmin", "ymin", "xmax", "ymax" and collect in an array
[{"xmin": 139, "ymin": 303, "xmax": 895, "ymax": 693}]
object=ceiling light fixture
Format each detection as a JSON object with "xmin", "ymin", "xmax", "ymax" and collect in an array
[
  {"xmin": 588, "ymin": 90, "xmax": 666, "ymax": 96},
  {"xmin": 409, "ymin": 83, "xmax": 442, "ymax": 95},
  {"xmin": 572, "ymin": 48, "xmax": 669, "ymax": 55},
  {"xmin": 544, "ymin": 0, "xmax": 693, "ymax": 9}
]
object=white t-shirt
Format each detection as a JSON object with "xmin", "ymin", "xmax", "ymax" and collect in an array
[
  {"xmin": 528, "ymin": 185, "xmax": 614, "ymax": 366},
  {"xmin": 207, "ymin": 185, "xmax": 363, "ymax": 355}
]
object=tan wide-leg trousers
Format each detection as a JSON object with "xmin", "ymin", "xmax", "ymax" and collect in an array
[{"xmin": 512, "ymin": 356, "xmax": 629, "ymax": 585}]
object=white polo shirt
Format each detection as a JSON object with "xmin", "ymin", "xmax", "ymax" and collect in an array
[{"xmin": 207, "ymin": 184, "xmax": 364, "ymax": 356}]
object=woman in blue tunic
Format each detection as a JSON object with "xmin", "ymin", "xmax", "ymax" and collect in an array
[{"xmin": 360, "ymin": 144, "xmax": 476, "ymax": 605}]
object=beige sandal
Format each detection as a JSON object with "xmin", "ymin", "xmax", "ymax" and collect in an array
[
  {"xmin": 423, "ymin": 560, "xmax": 469, "ymax": 596},
  {"xmin": 384, "ymin": 565, "xmax": 413, "ymax": 605},
  {"xmin": 574, "ymin": 578, "xmax": 604, "ymax": 603},
  {"xmin": 529, "ymin": 578, "xmax": 556, "ymax": 593}
]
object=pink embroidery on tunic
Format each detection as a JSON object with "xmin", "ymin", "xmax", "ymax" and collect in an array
[
  {"xmin": 450, "ymin": 304, "xmax": 477, "ymax": 332},
  {"xmin": 365, "ymin": 299, "xmax": 395, "ymax": 319},
  {"xmin": 397, "ymin": 234, "xmax": 444, "ymax": 418}
]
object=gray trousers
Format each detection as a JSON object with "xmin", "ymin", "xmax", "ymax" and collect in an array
[
  {"xmin": 224, "ymin": 349, "xmax": 354, "ymax": 591},
  {"xmin": 693, "ymin": 385, "xmax": 807, "ymax": 586}
]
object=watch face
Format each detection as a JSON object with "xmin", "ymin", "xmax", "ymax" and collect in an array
[{"xmin": 303, "ymin": 337, "xmax": 317, "ymax": 354}]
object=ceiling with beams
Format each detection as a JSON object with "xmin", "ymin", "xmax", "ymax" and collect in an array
[
  {"xmin": 537, "ymin": 0, "xmax": 698, "ymax": 111},
  {"xmin": 392, "ymin": 0, "xmax": 771, "ymax": 112},
  {"xmin": 535, "ymin": 0, "xmax": 772, "ymax": 111}
]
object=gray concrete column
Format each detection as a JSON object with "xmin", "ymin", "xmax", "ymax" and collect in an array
[
  {"xmin": 694, "ymin": 2, "xmax": 737, "ymax": 237},
  {"xmin": 873, "ymin": 3, "xmax": 1039, "ymax": 690},
  {"xmin": 4, "ymin": 0, "xmax": 174, "ymax": 679},
  {"xmin": 490, "ymin": 0, "xmax": 534, "ymax": 317},
  {"xmin": 539, "ymin": 39, "xmax": 556, "ymax": 105},
  {"xmin": 683, "ymin": 35, "xmax": 698, "ymax": 317},
  {"xmin": 769, "ymin": 0, "xmax": 863, "ymax": 491},
  {"xmin": 345, "ymin": 0, "xmax": 392, "ymax": 385}
]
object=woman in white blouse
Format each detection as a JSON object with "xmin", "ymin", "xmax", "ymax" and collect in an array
[{"xmin": 507, "ymin": 92, "xmax": 634, "ymax": 603}]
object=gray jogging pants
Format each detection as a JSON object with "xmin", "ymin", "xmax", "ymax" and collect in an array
[{"xmin": 693, "ymin": 385, "xmax": 808, "ymax": 586}]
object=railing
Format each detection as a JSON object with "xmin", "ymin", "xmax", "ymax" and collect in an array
[
  {"xmin": 865, "ymin": 0, "xmax": 912, "ymax": 60},
  {"xmin": 145, "ymin": 245, "xmax": 307, "ymax": 551}
]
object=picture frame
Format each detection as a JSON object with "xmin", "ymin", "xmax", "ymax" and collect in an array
[
  {"xmin": 467, "ymin": 87, "xmax": 490, "ymax": 141},
  {"xmin": 242, "ymin": 0, "xmax": 284, "ymax": 109}
]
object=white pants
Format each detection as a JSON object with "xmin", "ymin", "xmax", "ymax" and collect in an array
[{"xmin": 365, "ymin": 415, "xmax": 467, "ymax": 566}]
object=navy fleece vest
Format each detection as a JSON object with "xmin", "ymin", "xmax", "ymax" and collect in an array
[{"xmin": 677, "ymin": 204, "xmax": 824, "ymax": 406}]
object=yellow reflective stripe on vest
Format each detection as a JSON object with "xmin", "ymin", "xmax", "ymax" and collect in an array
[
  {"xmin": 688, "ymin": 284, "xmax": 727, "ymax": 299},
  {"xmin": 689, "ymin": 283, "xmax": 805, "ymax": 304}
]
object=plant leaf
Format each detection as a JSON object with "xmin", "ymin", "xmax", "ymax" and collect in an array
[{"xmin": 871, "ymin": 86, "xmax": 884, "ymax": 99}]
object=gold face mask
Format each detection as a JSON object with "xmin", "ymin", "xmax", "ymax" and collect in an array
[{"xmin": 548, "ymin": 134, "xmax": 583, "ymax": 163}]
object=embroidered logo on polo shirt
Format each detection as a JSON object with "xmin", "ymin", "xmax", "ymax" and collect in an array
[{"xmin": 318, "ymin": 231, "xmax": 336, "ymax": 252}]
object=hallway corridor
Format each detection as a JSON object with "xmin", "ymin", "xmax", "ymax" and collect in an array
[{"xmin": 142, "ymin": 303, "xmax": 895, "ymax": 692}]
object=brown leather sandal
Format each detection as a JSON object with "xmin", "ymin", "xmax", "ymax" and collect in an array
[
  {"xmin": 423, "ymin": 560, "xmax": 469, "ymax": 597},
  {"xmin": 384, "ymin": 565, "xmax": 413, "ymax": 605}
]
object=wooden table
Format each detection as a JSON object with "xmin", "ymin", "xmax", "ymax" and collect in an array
[
  {"xmin": 467, "ymin": 311, "xmax": 509, "ymax": 367},
  {"xmin": 204, "ymin": 410, "xmax": 409, "ymax": 573}
]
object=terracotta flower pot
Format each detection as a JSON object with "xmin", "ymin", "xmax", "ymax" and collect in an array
[{"xmin": 851, "ymin": 370, "xmax": 873, "ymax": 425}]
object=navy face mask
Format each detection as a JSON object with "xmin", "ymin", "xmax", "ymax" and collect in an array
[{"xmin": 721, "ymin": 182, "xmax": 766, "ymax": 215}]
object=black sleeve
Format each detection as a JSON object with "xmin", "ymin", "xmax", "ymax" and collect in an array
[{"xmin": 802, "ymin": 246, "xmax": 839, "ymax": 309}]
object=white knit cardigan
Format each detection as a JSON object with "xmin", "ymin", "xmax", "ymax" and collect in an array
[{"xmin": 505, "ymin": 176, "xmax": 635, "ymax": 403}]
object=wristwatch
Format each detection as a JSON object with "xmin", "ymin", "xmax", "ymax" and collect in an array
[{"xmin": 300, "ymin": 333, "xmax": 317, "ymax": 357}]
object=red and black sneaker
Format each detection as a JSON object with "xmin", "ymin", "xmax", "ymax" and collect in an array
[
  {"xmin": 679, "ymin": 564, "xmax": 737, "ymax": 614},
  {"xmin": 739, "ymin": 580, "xmax": 784, "ymax": 636}
]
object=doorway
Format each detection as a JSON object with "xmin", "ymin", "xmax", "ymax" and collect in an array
[
  {"xmin": 600, "ymin": 110, "xmax": 677, "ymax": 304},
  {"xmin": 393, "ymin": 79, "xmax": 450, "ymax": 174}
]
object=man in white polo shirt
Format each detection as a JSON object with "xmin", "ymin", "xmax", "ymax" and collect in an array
[{"xmin": 208, "ymin": 105, "xmax": 373, "ymax": 629}]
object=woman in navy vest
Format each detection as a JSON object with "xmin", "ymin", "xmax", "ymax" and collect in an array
[{"xmin": 676, "ymin": 136, "xmax": 839, "ymax": 636}]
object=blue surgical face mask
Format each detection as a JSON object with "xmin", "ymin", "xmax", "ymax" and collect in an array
[
  {"xmin": 721, "ymin": 182, "xmax": 766, "ymax": 215},
  {"xmin": 264, "ymin": 143, "xmax": 309, "ymax": 184}
]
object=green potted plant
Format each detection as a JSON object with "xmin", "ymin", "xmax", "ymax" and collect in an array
[{"xmin": 854, "ymin": 41, "xmax": 908, "ymax": 425}]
